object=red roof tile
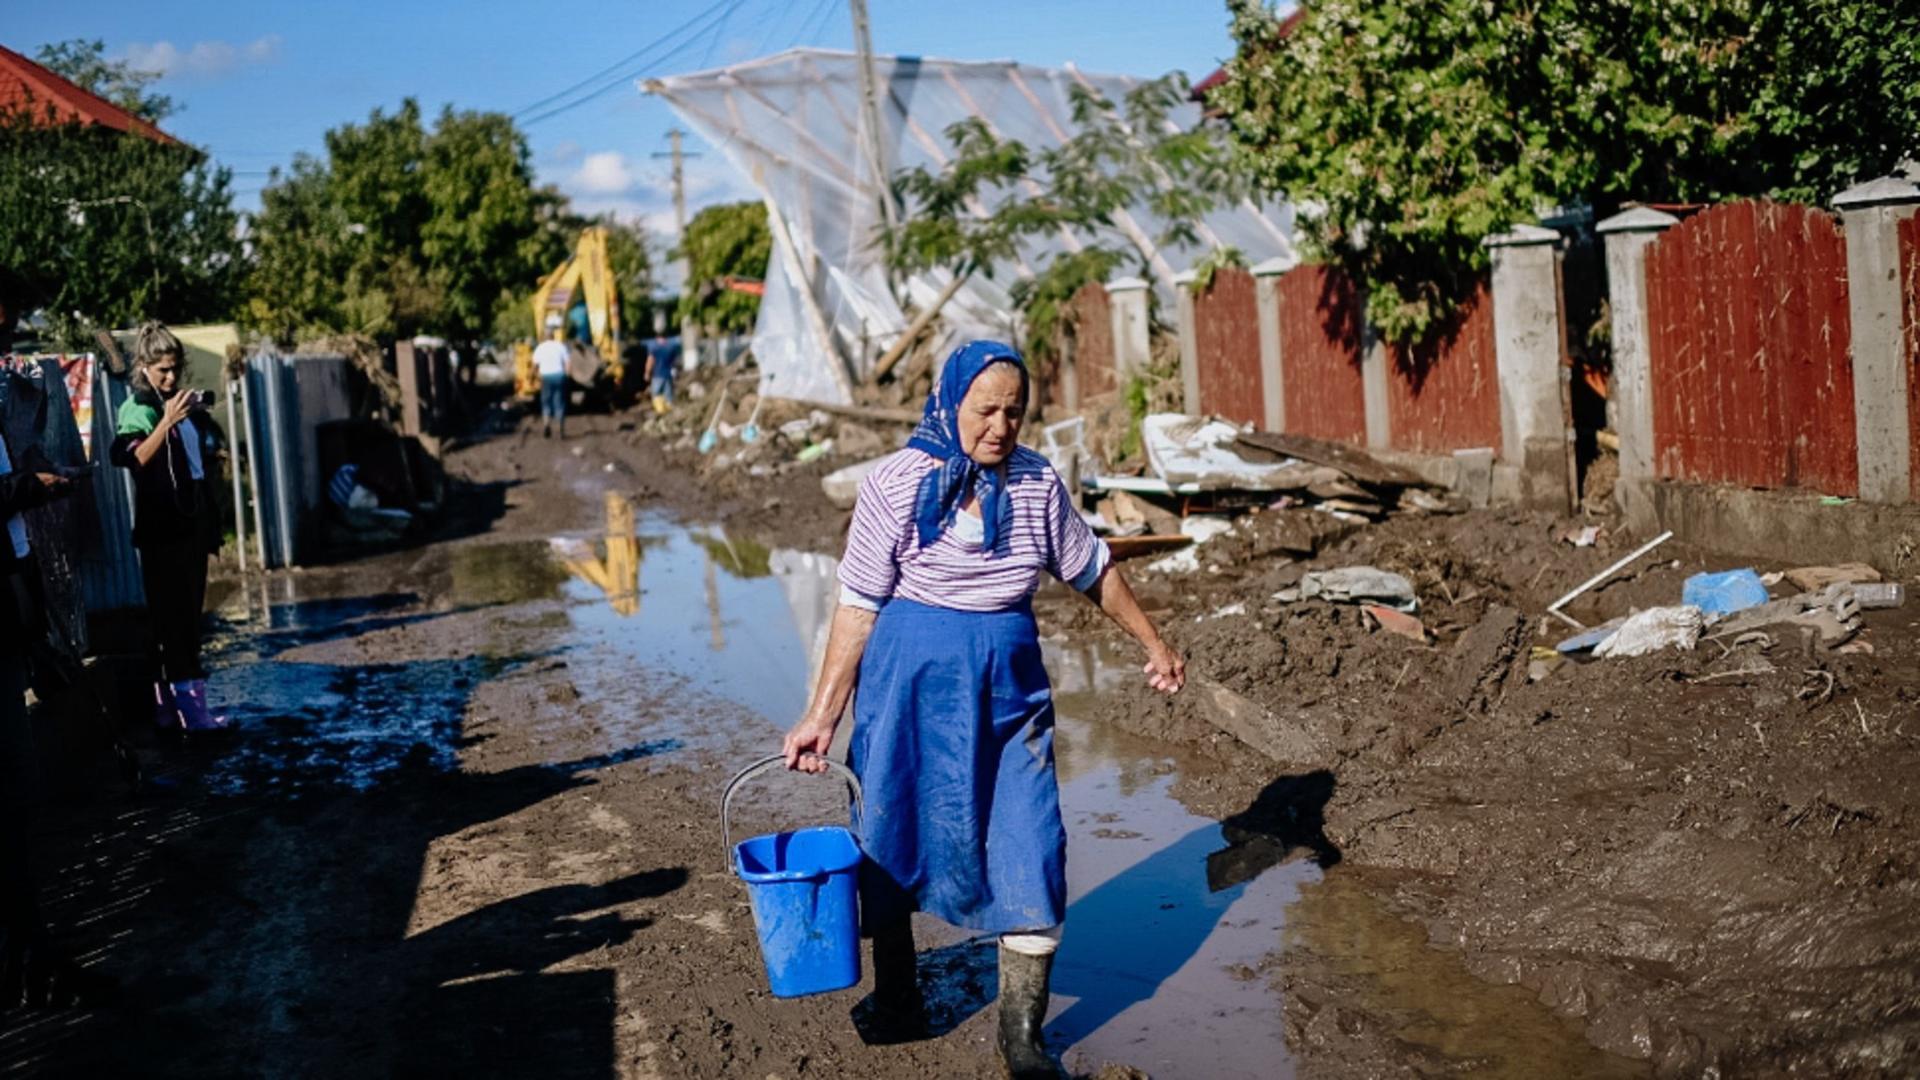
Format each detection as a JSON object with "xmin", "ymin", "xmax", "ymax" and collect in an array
[{"xmin": 0, "ymin": 42, "xmax": 182, "ymax": 145}]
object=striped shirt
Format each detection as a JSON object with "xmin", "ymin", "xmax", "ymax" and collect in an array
[{"xmin": 838, "ymin": 446, "xmax": 1109, "ymax": 613}]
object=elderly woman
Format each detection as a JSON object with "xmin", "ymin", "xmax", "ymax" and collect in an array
[{"xmin": 783, "ymin": 341, "xmax": 1184, "ymax": 1078}]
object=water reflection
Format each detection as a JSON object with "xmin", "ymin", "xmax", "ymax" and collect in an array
[{"xmin": 553, "ymin": 492, "xmax": 641, "ymax": 616}]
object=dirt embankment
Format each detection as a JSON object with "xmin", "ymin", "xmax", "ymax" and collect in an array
[{"xmin": 1086, "ymin": 507, "xmax": 1920, "ymax": 1077}]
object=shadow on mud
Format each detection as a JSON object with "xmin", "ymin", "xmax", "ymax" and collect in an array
[
  {"xmin": 7, "ymin": 591, "xmax": 688, "ymax": 1078},
  {"xmin": 876, "ymin": 770, "xmax": 1340, "ymax": 1052}
]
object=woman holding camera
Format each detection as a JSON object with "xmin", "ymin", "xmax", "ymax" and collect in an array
[{"xmin": 111, "ymin": 322, "xmax": 229, "ymax": 732}]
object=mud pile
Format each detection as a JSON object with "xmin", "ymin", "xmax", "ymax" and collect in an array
[{"xmin": 1095, "ymin": 508, "xmax": 1920, "ymax": 1076}]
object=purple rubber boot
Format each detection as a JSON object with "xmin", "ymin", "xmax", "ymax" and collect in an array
[
  {"xmin": 151, "ymin": 681, "xmax": 183, "ymax": 731},
  {"xmin": 171, "ymin": 679, "xmax": 230, "ymax": 732}
]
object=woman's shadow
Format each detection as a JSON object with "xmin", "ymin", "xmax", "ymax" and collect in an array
[{"xmin": 890, "ymin": 769, "xmax": 1340, "ymax": 1045}]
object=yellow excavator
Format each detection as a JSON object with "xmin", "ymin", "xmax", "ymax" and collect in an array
[{"xmin": 513, "ymin": 226, "xmax": 624, "ymax": 398}]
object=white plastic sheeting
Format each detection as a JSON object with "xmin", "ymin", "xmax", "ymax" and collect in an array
[{"xmin": 647, "ymin": 48, "xmax": 1297, "ymax": 404}]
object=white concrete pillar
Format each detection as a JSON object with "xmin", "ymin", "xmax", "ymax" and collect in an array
[
  {"xmin": 1173, "ymin": 269, "xmax": 1201, "ymax": 415},
  {"xmin": 1596, "ymin": 207, "xmax": 1680, "ymax": 526},
  {"xmin": 1358, "ymin": 312, "xmax": 1391, "ymax": 450},
  {"xmin": 1834, "ymin": 176, "xmax": 1920, "ymax": 504},
  {"xmin": 1252, "ymin": 255, "xmax": 1296, "ymax": 432},
  {"xmin": 1107, "ymin": 276, "xmax": 1152, "ymax": 382},
  {"xmin": 1484, "ymin": 223, "xmax": 1569, "ymax": 509}
]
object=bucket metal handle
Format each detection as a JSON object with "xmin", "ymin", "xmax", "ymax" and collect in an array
[{"xmin": 720, "ymin": 753, "xmax": 864, "ymax": 870}]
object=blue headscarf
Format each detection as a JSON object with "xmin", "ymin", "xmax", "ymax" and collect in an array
[{"xmin": 906, "ymin": 340, "xmax": 1029, "ymax": 556}]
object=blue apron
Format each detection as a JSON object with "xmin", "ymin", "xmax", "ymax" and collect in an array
[{"xmin": 849, "ymin": 597, "xmax": 1066, "ymax": 934}]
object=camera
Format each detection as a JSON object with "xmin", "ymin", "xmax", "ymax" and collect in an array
[{"xmin": 188, "ymin": 389, "xmax": 216, "ymax": 409}]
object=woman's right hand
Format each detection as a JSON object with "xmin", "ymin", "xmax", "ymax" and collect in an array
[
  {"xmin": 159, "ymin": 389, "xmax": 194, "ymax": 431},
  {"xmin": 782, "ymin": 713, "xmax": 839, "ymax": 773}
]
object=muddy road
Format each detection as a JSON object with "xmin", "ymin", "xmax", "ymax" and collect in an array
[{"xmin": 5, "ymin": 410, "xmax": 1906, "ymax": 1077}]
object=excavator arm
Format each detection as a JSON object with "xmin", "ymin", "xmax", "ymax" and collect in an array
[{"xmin": 514, "ymin": 226, "xmax": 624, "ymax": 397}]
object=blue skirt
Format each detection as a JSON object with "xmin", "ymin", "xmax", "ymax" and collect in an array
[{"xmin": 849, "ymin": 598, "xmax": 1066, "ymax": 934}]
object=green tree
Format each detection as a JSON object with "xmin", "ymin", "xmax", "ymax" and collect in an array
[
  {"xmin": 1212, "ymin": 0, "xmax": 1920, "ymax": 342},
  {"xmin": 33, "ymin": 38, "xmax": 177, "ymax": 123},
  {"xmin": 674, "ymin": 202, "xmax": 769, "ymax": 335},
  {"xmin": 247, "ymin": 98, "xmax": 570, "ymax": 344},
  {"xmin": 0, "ymin": 111, "xmax": 242, "ymax": 345}
]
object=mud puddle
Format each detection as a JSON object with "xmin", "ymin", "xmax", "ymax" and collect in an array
[{"xmin": 203, "ymin": 512, "xmax": 1639, "ymax": 1076}]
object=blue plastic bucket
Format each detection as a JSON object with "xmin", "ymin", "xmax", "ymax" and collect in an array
[{"xmin": 722, "ymin": 755, "xmax": 865, "ymax": 998}]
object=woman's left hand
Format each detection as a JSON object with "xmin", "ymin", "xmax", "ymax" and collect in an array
[{"xmin": 1143, "ymin": 638, "xmax": 1185, "ymax": 695}]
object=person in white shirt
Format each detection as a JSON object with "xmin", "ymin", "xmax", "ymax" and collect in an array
[{"xmin": 532, "ymin": 315, "xmax": 571, "ymax": 439}]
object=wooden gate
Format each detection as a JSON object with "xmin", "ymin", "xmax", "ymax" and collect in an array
[
  {"xmin": 1386, "ymin": 281, "xmax": 1502, "ymax": 453},
  {"xmin": 1192, "ymin": 267, "xmax": 1262, "ymax": 426},
  {"xmin": 1274, "ymin": 265, "xmax": 1367, "ymax": 443},
  {"xmin": 1645, "ymin": 201, "xmax": 1856, "ymax": 495}
]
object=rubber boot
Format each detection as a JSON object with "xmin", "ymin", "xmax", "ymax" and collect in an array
[
  {"xmin": 854, "ymin": 917, "xmax": 926, "ymax": 1044},
  {"xmin": 171, "ymin": 679, "xmax": 229, "ymax": 732},
  {"xmin": 150, "ymin": 681, "xmax": 182, "ymax": 731},
  {"xmin": 997, "ymin": 943, "xmax": 1060, "ymax": 1079}
]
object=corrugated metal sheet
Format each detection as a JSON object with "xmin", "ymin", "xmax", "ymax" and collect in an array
[
  {"xmin": 1194, "ymin": 267, "xmax": 1263, "ymax": 426},
  {"xmin": 245, "ymin": 352, "xmax": 353, "ymax": 568},
  {"xmin": 78, "ymin": 362, "xmax": 145, "ymax": 613},
  {"xmin": 1646, "ymin": 201, "xmax": 1855, "ymax": 495},
  {"xmin": 1901, "ymin": 214, "xmax": 1920, "ymax": 501},
  {"xmin": 1276, "ymin": 265, "xmax": 1367, "ymax": 444},
  {"xmin": 1386, "ymin": 281, "xmax": 1502, "ymax": 453}
]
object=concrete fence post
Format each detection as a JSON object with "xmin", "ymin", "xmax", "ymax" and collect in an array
[
  {"xmin": 1834, "ymin": 176, "xmax": 1920, "ymax": 504},
  {"xmin": 1106, "ymin": 276, "xmax": 1151, "ymax": 383},
  {"xmin": 1252, "ymin": 256, "xmax": 1296, "ymax": 432},
  {"xmin": 1484, "ymin": 224, "xmax": 1570, "ymax": 510},
  {"xmin": 1596, "ymin": 206, "xmax": 1680, "ymax": 529},
  {"xmin": 1172, "ymin": 269, "xmax": 1201, "ymax": 414},
  {"xmin": 1358, "ymin": 309, "xmax": 1392, "ymax": 451}
]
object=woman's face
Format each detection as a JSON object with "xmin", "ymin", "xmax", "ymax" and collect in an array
[
  {"xmin": 957, "ymin": 362, "xmax": 1026, "ymax": 466},
  {"xmin": 146, "ymin": 352, "xmax": 183, "ymax": 398}
]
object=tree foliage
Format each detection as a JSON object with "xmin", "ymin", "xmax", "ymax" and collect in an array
[
  {"xmin": 1213, "ymin": 0, "xmax": 1920, "ymax": 341},
  {"xmin": 245, "ymin": 98, "xmax": 583, "ymax": 344},
  {"xmin": 0, "ymin": 110, "xmax": 242, "ymax": 345},
  {"xmin": 674, "ymin": 201, "xmax": 769, "ymax": 335},
  {"xmin": 883, "ymin": 74, "xmax": 1250, "ymax": 362},
  {"xmin": 33, "ymin": 39, "xmax": 177, "ymax": 123}
]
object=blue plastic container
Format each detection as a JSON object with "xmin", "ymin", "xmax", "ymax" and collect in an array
[
  {"xmin": 1683, "ymin": 568, "xmax": 1770, "ymax": 615},
  {"xmin": 723, "ymin": 756, "xmax": 865, "ymax": 998}
]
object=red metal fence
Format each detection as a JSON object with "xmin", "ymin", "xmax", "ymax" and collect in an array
[
  {"xmin": 1191, "ymin": 267, "xmax": 1263, "ymax": 426},
  {"xmin": 1274, "ymin": 265, "xmax": 1368, "ymax": 444},
  {"xmin": 1645, "ymin": 201, "xmax": 1856, "ymax": 495},
  {"xmin": 1902, "ymin": 214, "xmax": 1920, "ymax": 500},
  {"xmin": 1067, "ymin": 282, "xmax": 1116, "ymax": 401},
  {"xmin": 1385, "ymin": 281, "xmax": 1502, "ymax": 453}
]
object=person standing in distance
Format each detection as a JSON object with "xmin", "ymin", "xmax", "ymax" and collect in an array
[{"xmin": 533, "ymin": 315, "xmax": 571, "ymax": 439}]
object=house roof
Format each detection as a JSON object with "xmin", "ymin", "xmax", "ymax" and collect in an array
[
  {"xmin": 0, "ymin": 42, "xmax": 182, "ymax": 145},
  {"xmin": 1191, "ymin": 8, "xmax": 1306, "ymax": 104}
]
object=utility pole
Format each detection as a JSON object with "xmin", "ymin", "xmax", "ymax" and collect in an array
[
  {"xmin": 652, "ymin": 128, "xmax": 702, "ymax": 366},
  {"xmin": 848, "ymin": 0, "xmax": 895, "ymax": 234}
]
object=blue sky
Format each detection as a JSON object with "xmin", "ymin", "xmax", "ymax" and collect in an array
[{"xmin": 9, "ymin": 1, "xmax": 1240, "ymax": 244}]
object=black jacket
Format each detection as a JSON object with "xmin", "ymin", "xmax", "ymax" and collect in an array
[{"xmin": 109, "ymin": 390, "xmax": 220, "ymax": 553}]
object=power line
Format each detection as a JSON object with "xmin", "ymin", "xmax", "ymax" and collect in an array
[
  {"xmin": 791, "ymin": 0, "xmax": 839, "ymax": 50},
  {"xmin": 511, "ymin": 0, "xmax": 743, "ymax": 121},
  {"xmin": 519, "ymin": 3, "xmax": 745, "ymax": 128}
]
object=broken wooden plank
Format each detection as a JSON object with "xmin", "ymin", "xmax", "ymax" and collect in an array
[{"xmin": 1236, "ymin": 430, "xmax": 1430, "ymax": 489}]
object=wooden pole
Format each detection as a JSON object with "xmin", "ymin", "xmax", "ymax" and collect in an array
[{"xmin": 870, "ymin": 271, "xmax": 967, "ymax": 383}]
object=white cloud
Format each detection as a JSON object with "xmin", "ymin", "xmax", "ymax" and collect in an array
[
  {"xmin": 123, "ymin": 35, "xmax": 283, "ymax": 78},
  {"xmin": 569, "ymin": 151, "xmax": 641, "ymax": 196}
]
